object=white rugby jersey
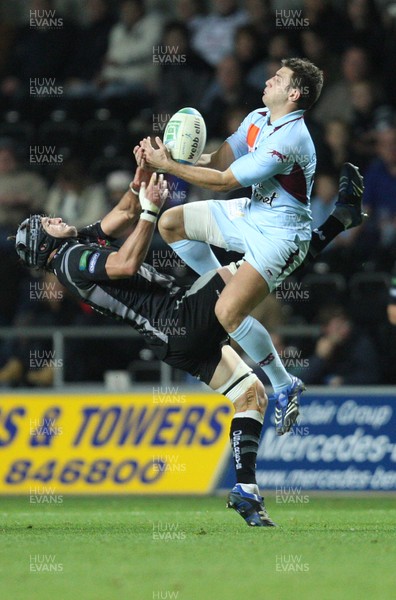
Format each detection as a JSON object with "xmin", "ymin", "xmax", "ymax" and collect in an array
[{"xmin": 227, "ymin": 108, "xmax": 316, "ymax": 240}]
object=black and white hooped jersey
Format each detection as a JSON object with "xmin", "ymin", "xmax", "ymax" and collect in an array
[{"xmin": 48, "ymin": 223, "xmax": 184, "ymax": 359}]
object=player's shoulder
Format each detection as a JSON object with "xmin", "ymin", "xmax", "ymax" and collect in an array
[
  {"xmin": 52, "ymin": 240, "xmax": 104, "ymax": 272},
  {"xmin": 245, "ymin": 107, "xmax": 269, "ymax": 125},
  {"xmin": 53, "ymin": 241, "xmax": 111, "ymax": 290},
  {"xmin": 271, "ymin": 110, "xmax": 312, "ymax": 143}
]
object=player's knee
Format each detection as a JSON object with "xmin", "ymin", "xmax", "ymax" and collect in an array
[
  {"xmin": 256, "ymin": 380, "xmax": 268, "ymax": 414},
  {"xmin": 215, "ymin": 298, "xmax": 244, "ymax": 333},
  {"xmin": 233, "ymin": 377, "xmax": 268, "ymax": 416},
  {"xmin": 158, "ymin": 207, "xmax": 184, "ymax": 243}
]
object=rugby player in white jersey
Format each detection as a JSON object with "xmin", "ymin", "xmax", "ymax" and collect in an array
[{"xmin": 137, "ymin": 58, "xmax": 365, "ymax": 510}]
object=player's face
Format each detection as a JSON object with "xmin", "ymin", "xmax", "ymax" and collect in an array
[
  {"xmin": 262, "ymin": 67, "xmax": 295, "ymax": 107},
  {"xmin": 41, "ymin": 217, "xmax": 78, "ymax": 238}
]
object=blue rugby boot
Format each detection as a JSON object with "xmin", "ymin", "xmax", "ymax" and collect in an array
[{"xmin": 227, "ymin": 484, "xmax": 276, "ymax": 527}]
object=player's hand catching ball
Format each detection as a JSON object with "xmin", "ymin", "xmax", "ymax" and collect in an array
[
  {"xmin": 133, "ymin": 144, "xmax": 153, "ymax": 172},
  {"xmin": 139, "ymin": 137, "xmax": 172, "ymax": 173},
  {"xmin": 139, "ymin": 172, "xmax": 168, "ymax": 223}
]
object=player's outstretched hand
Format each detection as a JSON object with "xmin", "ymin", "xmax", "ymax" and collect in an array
[
  {"xmin": 139, "ymin": 172, "xmax": 168, "ymax": 220},
  {"xmin": 131, "ymin": 166, "xmax": 151, "ymax": 192},
  {"xmin": 133, "ymin": 144, "xmax": 153, "ymax": 172},
  {"xmin": 140, "ymin": 136, "xmax": 172, "ymax": 172}
]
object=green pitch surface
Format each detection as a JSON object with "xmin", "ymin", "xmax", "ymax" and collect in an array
[{"xmin": 0, "ymin": 495, "xmax": 395, "ymax": 600}]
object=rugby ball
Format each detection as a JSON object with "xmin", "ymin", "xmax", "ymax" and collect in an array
[{"xmin": 163, "ymin": 107, "xmax": 206, "ymax": 165}]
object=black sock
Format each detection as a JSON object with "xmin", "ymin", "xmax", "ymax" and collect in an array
[
  {"xmin": 230, "ymin": 417, "xmax": 262, "ymax": 485},
  {"xmin": 293, "ymin": 215, "xmax": 346, "ymax": 276},
  {"xmin": 310, "ymin": 215, "xmax": 345, "ymax": 257}
]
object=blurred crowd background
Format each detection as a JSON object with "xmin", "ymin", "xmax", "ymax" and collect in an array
[{"xmin": 0, "ymin": 0, "xmax": 396, "ymax": 387}]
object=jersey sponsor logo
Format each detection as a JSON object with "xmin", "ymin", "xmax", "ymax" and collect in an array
[
  {"xmin": 254, "ymin": 188, "xmax": 278, "ymax": 206},
  {"xmin": 88, "ymin": 252, "xmax": 100, "ymax": 274},
  {"xmin": 79, "ymin": 250, "xmax": 91, "ymax": 271},
  {"xmin": 269, "ymin": 149, "xmax": 288, "ymax": 162}
]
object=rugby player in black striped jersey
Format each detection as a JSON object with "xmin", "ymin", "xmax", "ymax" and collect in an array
[{"xmin": 13, "ymin": 169, "xmax": 275, "ymax": 527}]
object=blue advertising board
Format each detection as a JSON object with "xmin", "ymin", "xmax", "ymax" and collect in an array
[{"xmin": 218, "ymin": 389, "xmax": 396, "ymax": 491}]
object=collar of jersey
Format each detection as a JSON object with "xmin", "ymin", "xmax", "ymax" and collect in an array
[{"xmin": 266, "ymin": 109, "xmax": 305, "ymax": 128}]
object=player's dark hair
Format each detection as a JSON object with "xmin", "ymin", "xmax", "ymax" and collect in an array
[{"xmin": 282, "ymin": 57, "xmax": 324, "ymax": 110}]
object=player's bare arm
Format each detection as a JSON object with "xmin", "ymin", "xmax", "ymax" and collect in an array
[
  {"xmin": 105, "ymin": 173, "xmax": 168, "ymax": 279},
  {"xmin": 140, "ymin": 136, "xmax": 241, "ymax": 192},
  {"xmin": 100, "ymin": 166, "xmax": 151, "ymax": 238},
  {"xmin": 196, "ymin": 141, "xmax": 235, "ymax": 171}
]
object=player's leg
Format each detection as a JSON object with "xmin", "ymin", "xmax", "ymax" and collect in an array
[
  {"xmin": 215, "ymin": 262, "xmax": 290, "ymax": 386},
  {"xmin": 215, "ymin": 250, "xmax": 306, "ymax": 435},
  {"xmin": 208, "ymin": 345, "xmax": 275, "ymax": 527},
  {"xmin": 159, "ymin": 203, "xmax": 222, "ymax": 274},
  {"xmin": 299, "ymin": 162, "xmax": 366, "ymax": 270}
]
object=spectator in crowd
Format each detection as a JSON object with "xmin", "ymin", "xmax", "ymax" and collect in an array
[
  {"xmin": 0, "ymin": 270, "xmax": 132, "ymax": 386},
  {"xmin": 299, "ymin": 29, "xmax": 340, "ymax": 86},
  {"xmin": 388, "ymin": 262, "xmax": 396, "ymax": 326},
  {"xmin": 234, "ymin": 25, "xmax": 266, "ymax": 92},
  {"xmin": 266, "ymin": 33, "xmax": 294, "ymax": 63},
  {"xmin": 64, "ymin": 0, "xmax": 115, "ymax": 101},
  {"xmin": 383, "ymin": 4, "xmax": 396, "ymax": 105},
  {"xmin": 302, "ymin": 0, "xmax": 347, "ymax": 53},
  {"xmin": 0, "ymin": 137, "xmax": 46, "ymax": 327},
  {"xmin": 155, "ymin": 21, "xmax": 212, "ymax": 115},
  {"xmin": 323, "ymin": 119, "xmax": 356, "ymax": 172},
  {"xmin": 245, "ymin": 0, "xmax": 274, "ymax": 46},
  {"xmin": 97, "ymin": 0, "xmax": 163, "ymax": 113},
  {"xmin": 175, "ymin": 0, "xmax": 207, "ymax": 36},
  {"xmin": 0, "ymin": 0, "xmax": 76, "ymax": 115},
  {"xmin": 200, "ymin": 55, "xmax": 257, "ymax": 138},
  {"xmin": 342, "ymin": 0, "xmax": 384, "ymax": 62},
  {"xmin": 384, "ymin": 260, "xmax": 396, "ymax": 383},
  {"xmin": 362, "ymin": 125, "xmax": 396, "ymax": 260},
  {"xmin": 0, "ymin": 273, "xmax": 77, "ymax": 387},
  {"xmin": 0, "ymin": 13, "xmax": 14, "ymax": 77},
  {"xmin": 313, "ymin": 45, "xmax": 372, "ymax": 125},
  {"xmin": 44, "ymin": 159, "xmax": 107, "ymax": 230},
  {"xmin": 349, "ymin": 80, "xmax": 393, "ymax": 171},
  {"xmin": 301, "ymin": 304, "xmax": 381, "ymax": 385},
  {"xmin": 310, "ymin": 172, "xmax": 338, "ymax": 230},
  {"xmin": 222, "ymin": 105, "xmax": 247, "ymax": 138},
  {"xmin": 106, "ymin": 170, "xmax": 132, "ymax": 207},
  {"xmin": 0, "ymin": 138, "xmax": 47, "ymax": 236},
  {"xmin": 191, "ymin": 0, "xmax": 248, "ymax": 68}
]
